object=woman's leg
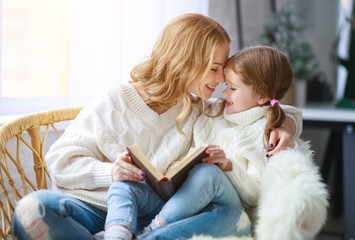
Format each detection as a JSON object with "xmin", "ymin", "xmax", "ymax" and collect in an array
[
  {"xmin": 105, "ymin": 181, "xmax": 165, "ymax": 234},
  {"xmin": 143, "ymin": 203, "xmax": 251, "ymax": 240},
  {"xmin": 12, "ymin": 189, "xmax": 106, "ymax": 240},
  {"xmin": 159, "ymin": 163, "xmax": 243, "ymax": 224}
]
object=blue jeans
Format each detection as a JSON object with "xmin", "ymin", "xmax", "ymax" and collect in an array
[
  {"xmin": 12, "ymin": 190, "xmax": 154, "ymax": 240},
  {"xmin": 12, "ymin": 190, "xmax": 106, "ymax": 240},
  {"xmin": 107, "ymin": 163, "xmax": 250, "ymax": 238},
  {"xmin": 144, "ymin": 204, "xmax": 249, "ymax": 240},
  {"xmin": 105, "ymin": 180, "xmax": 164, "ymax": 233},
  {"xmin": 13, "ymin": 164, "xmax": 250, "ymax": 239},
  {"xmin": 159, "ymin": 163, "xmax": 244, "ymax": 225}
]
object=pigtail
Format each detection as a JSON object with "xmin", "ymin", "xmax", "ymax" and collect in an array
[{"xmin": 263, "ymin": 100, "xmax": 286, "ymax": 150}]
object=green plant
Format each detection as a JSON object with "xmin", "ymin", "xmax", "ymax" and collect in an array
[{"xmin": 260, "ymin": 0, "xmax": 318, "ymax": 80}]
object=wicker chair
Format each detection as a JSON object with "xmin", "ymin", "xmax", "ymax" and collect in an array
[{"xmin": 0, "ymin": 107, "xmax": 82, "ymax": 240}]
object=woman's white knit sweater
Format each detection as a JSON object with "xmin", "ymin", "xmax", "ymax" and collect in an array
[
  {"xmin": 46, "ymin": 83, "xmax": 201, "ymax": 210},
  {"xmin": 46, "ymin": 82, "xmax": 302, "ymax": 211},
  {"xmin": 193, "ymin": 104, "xmax": 302, "ymax": 211}
]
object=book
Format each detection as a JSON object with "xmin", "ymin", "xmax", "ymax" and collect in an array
[{"xmin": 127, "ymin": 144, "xmax": 208, "ymax": 201}]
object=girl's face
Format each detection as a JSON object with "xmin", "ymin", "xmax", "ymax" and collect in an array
[
  {"xmin": 189, "ymin": 42, "xmax": 230, "ymax": 100},
  {"xmin": 222, "ymin": 67, "xmax": 265, "ymax": 114}
]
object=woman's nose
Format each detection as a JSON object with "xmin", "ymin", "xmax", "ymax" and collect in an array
[{"xmin": 217, "ymin": 72, "xmax": 226, "ymax": 83}]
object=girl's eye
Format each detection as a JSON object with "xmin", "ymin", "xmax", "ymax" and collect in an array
[
  {"xmin": 225, "ymin": 82, "xmax": 236, "ymax": 90},
  {"xmin": 211, "ymin": 68, "xmax": 218, "ymax": 72}
]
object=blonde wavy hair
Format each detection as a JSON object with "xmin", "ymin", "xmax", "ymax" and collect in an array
[
  {"xmin": 130, "ymin": 13, "xmax": 231, "ymax": 136},
  {"xmin": 227, "ymin": 46, "xmax": 293, "ymax": 149}
]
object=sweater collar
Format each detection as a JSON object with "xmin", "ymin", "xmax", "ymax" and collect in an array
[
  {"xmin": 224, "ymin": 106, "xmax": 268, "ymax": 126},
  {"xmin": 121, "ymin": 83, "xmax": 184, "ymax": 128}
]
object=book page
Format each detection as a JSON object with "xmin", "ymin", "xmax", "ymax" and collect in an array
[{"xmin": 165, "ymin": 146, "xmax": 206, "ymax": 179}]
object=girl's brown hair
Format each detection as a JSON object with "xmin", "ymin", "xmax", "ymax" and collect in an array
[
  {"xmin": 227, "ymin": 46, "xmax": 293, "ymax": 149},
  {"xmin": 130, "ymin": 13, "xmax": 231, "ymax": 136}
]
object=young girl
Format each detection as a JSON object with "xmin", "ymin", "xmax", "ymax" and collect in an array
[
  {"xmin": 139, "ymin": 46, "xmax": 297, "ymax": 239},
  {"xmin": 199, "ymin": 46, "xmax": 297, "ymax": 216}
]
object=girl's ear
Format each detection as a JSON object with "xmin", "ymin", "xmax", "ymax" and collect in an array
[{"xmin": 257, "ymin": 95, "xmax": 268, "ymax": 105}]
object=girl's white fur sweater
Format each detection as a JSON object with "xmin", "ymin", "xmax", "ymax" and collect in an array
[{"xmin": 192, "ymin": 104, "xmax": 328, "ymax": 240}]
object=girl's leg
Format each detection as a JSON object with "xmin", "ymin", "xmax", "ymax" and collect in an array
[
  {"xmin": 12, "ymin": 189, "xmax": 106, "ymax": 240},
  {"xmin": 160, "ymin": 163, "xmax": 243, "ymax": 224},
  {"xmin": 143, "ymin": 203, "xmax": 251, "ymax": 240},
  {"xmin": 105, "ymin": 181, "xmax": 165, "ymax": 234},
  {"xmin": 136, "ymin": 163, "xmax": 250, "ymax": 239}
]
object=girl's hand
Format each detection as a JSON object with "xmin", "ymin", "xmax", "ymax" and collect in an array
[
  {"xmin": 202, "ymin": 144, "xmax": 233, "ymax": 171},
  {"xmin": 112, "ymin": 152, "xmax": 146, "ymax": 182},
  {"xmin": 267, "ymin": 126, "xmax": 295, "ymax": 157}
]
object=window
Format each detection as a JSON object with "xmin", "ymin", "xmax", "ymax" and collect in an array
[
  {"xmin": 1, "ymin": 0, "xmax": 209, "ymax": 116},
  {"xmin": 1, "ymin": 0, "xmax": 71, "ymax": 115}
]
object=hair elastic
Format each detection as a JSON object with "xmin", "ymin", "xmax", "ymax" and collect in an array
[{"xmin": 270, "ymin": 99, "xmax": 279, "ymax": 107}]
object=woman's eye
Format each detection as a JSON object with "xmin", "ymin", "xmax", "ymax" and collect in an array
[
  {"xmin": 230, "ymin": 87, "xmax": 236, "ymax": 91},
  {"xmin": 211, "ymin": 68, "xmax": 218, "ymax": 72}
]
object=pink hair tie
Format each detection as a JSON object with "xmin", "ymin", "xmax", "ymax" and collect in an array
[{"xmin": 270, "ymin": 99, "xmax": 279, "ymax": 107}]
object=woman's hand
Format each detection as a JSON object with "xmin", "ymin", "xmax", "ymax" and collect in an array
[
  {"xmin": 202, "ymin": 144, "xmax": 232, "ymax": 171},
  {"xmin": 267, "ymin": 126, "xmax": 295, "ymax": 157},
  {"xmin": 112, "ymin": 152, "xmax": 146, "ymax": 182}
]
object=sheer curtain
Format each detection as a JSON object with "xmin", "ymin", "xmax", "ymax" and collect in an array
[{"xmin": 69, "ymin": 0, "xmax": 209, "ymax": 106}]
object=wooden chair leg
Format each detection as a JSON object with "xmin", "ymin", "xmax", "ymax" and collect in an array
[{"xmin": 27, "ymin": 126, "xmax": 47, "ymax": 189}]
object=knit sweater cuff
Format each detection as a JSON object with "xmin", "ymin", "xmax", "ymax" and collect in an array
[
  {"xmin": 285, "ymin": 113, "xmax": 300, "ymax": 138},
  {"xmin": 91, "ymin": 162, "xmax": 114, "ymax": 187}
]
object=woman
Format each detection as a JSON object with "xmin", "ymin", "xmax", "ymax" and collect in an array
[{"xmin": 12, "ymin": 14, "xmax": 301, "ymax": 240}]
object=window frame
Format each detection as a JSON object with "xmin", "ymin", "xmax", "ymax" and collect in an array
[{"xmin": 0, "ymin": 96, "xmax": 69, "ymax": 116}]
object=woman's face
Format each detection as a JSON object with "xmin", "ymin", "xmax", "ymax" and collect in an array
[
  {"xmin": 189, "ymin": 42, "xmax": 230, "ymax": 100},
  {"xmin": 222, "ymin": 68, "xmax": 264, "ymax": 114}
]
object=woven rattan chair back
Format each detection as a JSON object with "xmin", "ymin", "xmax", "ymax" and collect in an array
[{"xmin": 0, "ymin": 107, "xmax": 82, "ymax": 240}]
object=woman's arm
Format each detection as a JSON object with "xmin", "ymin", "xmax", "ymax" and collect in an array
[
  {"xmin": 267, "ymin": 105, "xmax": 303, "ymax": 155},
  {"xmin": 267, "ymin": 117, "xmax": 295, "ymax": 156},
  {"xmin": 45, "ymin": 107, "xmax": 114, "ymax": 190},
  {"xmin": 282, "ymin": 104, "xmax": 303, "ymax": 138}
]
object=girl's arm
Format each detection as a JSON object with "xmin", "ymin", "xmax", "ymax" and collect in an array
[{"xmin": 202, "ymin": 144, "xmax": 233, "ymax": 171}]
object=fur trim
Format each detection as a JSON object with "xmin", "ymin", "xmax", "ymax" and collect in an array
[
  {"xmin": 255, "ymin": 140, "xmax": 329, "ymax": 240},
  {"xmin": 188, "ymin": 140, "xmax": 329, "ymax": 240}
]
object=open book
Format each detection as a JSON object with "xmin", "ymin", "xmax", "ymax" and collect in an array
[{"xmin": 127, "ymin": 145, "xmax": 208, "ymax": 201}]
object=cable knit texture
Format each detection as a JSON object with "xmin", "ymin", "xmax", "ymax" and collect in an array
[
  {"xmin": 194, "ymin": 103, "xmax": 302, "ymax": 213},
  {"xmin": 195, "ymin": 106, "xmax": 266, "ymax": 212},
  {"xmin": 192, "ymin": 103, "xmax": 328, "ymax": 240},
  {"xmin": 45, "ymin": 83, "xmax": 201, "ymax": 210}
]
